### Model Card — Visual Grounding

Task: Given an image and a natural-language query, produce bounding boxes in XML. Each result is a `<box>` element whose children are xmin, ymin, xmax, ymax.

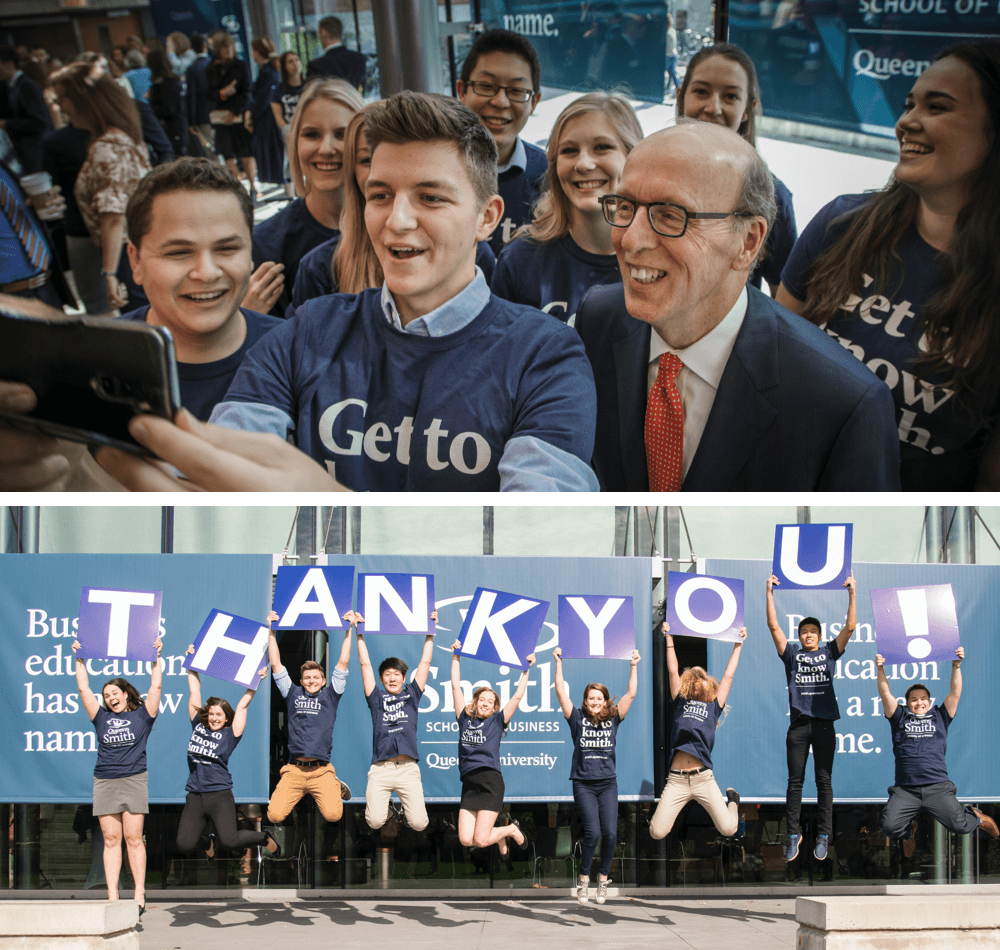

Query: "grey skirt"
<box><xmin>93</xmin><ymin>772</ymin><xmax>149</xmax><ymax>816</ymax></box>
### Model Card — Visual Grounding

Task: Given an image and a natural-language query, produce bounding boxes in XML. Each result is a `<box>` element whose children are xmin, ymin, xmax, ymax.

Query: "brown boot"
<box><xmin>972</xmin><ymin>808</ymin><xmax>999</xmax><ymax>838</ymax></box>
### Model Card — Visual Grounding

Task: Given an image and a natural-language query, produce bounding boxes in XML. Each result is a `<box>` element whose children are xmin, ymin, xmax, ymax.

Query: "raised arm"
<box><xmin>355</xmin><ymin>614</ymin><xmax>376</xmax><ymax>697</ymax></box>
<box><xmin>232</xmin><ymin>665</ymin><xmax>268</xmax><ymax>737</ymax></box>
<box><xmin>503</xmin><ymin>654</ymin><xmax>535</xmax><ymax>723</ymax></box>
<box><xmin>552</xmin><ymin>647</ymin><xmax>574</xmax><ymax>719</ymax></box>
<box><xmin>72</xmin><ymin>639</ymin><xmax>101</xmax><ymax>721</ymax></box>
<box><xmin>664</xmin><ymin>622</ymin><xmax>681</xmax><ymax>700</ymax></box>
<box><xmin>616</xmin><ymin>649</ymin><xmax>641</xmax><ymax>720</ymax></box>
<box><xmin>450</xmin><ymin>641</ymin><xmax>465</xmax><ymax>722</ymax></box>
<box><xmin>267</xmin><ymin>610</ymin><xmax>283</xmax><ymax>675</ymax></box>
<box><xmin>335</xmin><ymin>611</ymin><xmax>355</xmax><ymax>672</ymax></box>
<box><xmin>834</xmin><ymin>571</ymin><xmax>857</xmax><ymax>654</ymax></box>
<box><xmin>714</xmin><ymin>628</ymin><xmax>746</xmax><ymax>708</ymax></box>
<box><xmin>943</xmin><ymin>646</ymin><xmax>964</xmax><ymax>718</ymax></box>
<box><xmin>875</xmin><ymin>654</ymin><xmax>898</xmax><ymax>718</ymax></box>
<box><xmin>186</xmin><ymin>644</ymin><xmax>201</xmax><ymax>720</ymax></box>
<box><xmin>766</xmin><ymin>573</ymin><xmax>787</xmax><ymax>656</ymax></box>
<box><xmin>412</xmin><ymin>610</ymin><xmax>438</xmax><ymax>691</ymax></box>
<box><xmin>144</xmin><ymin>637</ymin><xmax>164</xmax><ymax>718</ymax></box>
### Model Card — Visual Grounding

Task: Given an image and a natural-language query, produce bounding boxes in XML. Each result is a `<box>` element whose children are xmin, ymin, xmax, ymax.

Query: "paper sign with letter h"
<box><xmin>185</xmin><ymin>610</ymin><xmax>270</xmax><ymax>689</ymax></box>
<box><xmin>357</xmin><ymin>573</ymin><xmax>436</xmax><ymax>635</ymax></box>
<box><xmin>558</xmin><ymin>595</ymin><xmax>635</xmax><ymax>659</ymax></box>
<box><xmin>272</xmin><ymin>566</ymin><xmax>355</xmax><ymax>630</ymax></box>
<box><xmin>772</xmin><ymin>524</ymin><xmax>853</xmax><ymax>590</ymax></box>
<box><xmin>870</xmin><ymin>583</ymin><xmax>961</xmax><ymax>665</ymax></box>
<box><xmin>76</xmin><ymin>587</ymin><xmax>163</xmax><ymax>661</ymax></box>
<box><xmin>457</xmin><ymin>587</ymin><xmax>548</xmax><ymax>671</ymax></box>
<box><xmin>665</xmin><ymin>572</ymin><xmax>744</xmax><ymax>643</ymax></box>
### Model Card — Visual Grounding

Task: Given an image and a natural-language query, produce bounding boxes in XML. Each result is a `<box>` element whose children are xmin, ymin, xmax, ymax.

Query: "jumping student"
<box><xmin>266</xmin><ymin>609</ymin><xmax>353</xmax><ymax>827</ymax></box>
<box><xmin>766</xmin><ymin>570</ymin><xmax>857</xmax><ymax>862</ymax></box>
<box><xmin>876</xmin><ymin>648</ymin><xmax>999</xmax><ymax>842</ymax></box>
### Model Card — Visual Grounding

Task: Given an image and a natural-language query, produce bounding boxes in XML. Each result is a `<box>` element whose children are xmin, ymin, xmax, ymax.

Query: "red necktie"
<box><xmin>645</xmin><ymin>352</ymin><xmax>685</xmax><ymax>492</ymax></box>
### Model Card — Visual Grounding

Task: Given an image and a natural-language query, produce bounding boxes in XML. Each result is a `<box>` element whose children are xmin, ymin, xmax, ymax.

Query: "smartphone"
<box><xmin>0</xmin><ymin>304</ymin><xmax>182</xmax><ymax>456</ymax></box>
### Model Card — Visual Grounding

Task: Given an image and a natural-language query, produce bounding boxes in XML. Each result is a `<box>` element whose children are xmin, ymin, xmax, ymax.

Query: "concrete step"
<box><xmin>0</xmin><ymin>900</ymin><xmax>139</xmax><ymax>950</ymax></box>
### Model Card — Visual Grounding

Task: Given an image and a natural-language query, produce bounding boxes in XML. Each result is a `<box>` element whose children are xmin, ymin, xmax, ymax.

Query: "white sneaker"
<box><xmin>596</xmin><ymin>879</ymin><xmax>609</xmax><ymax>904</ymax></box>
<box><xmin>577</xmin><ymin>876</ymin><xmax>589</xmax><ymax>904</ymax></box>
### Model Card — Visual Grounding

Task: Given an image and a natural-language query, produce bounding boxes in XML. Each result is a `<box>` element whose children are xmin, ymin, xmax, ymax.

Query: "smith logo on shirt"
<box><xmin>905</xmin><ymin>718</ymin><xmax>937</xmax><ymax>737</ymax></box>
<box><xmin>103</xmin><ymin>725</ymin><xmax>135</xmax><ymax>744</ymax></box>
<box><xmin>579</xmin><ymin>719</ymin><xmax>613</xmax><ymax>749</ymax></box>
<box><xmin>188</xmin><ymin>729</ymin><xmax>223</xmax><ymax>757</ymax></box>
<box><xmin>295</xmin><ymin>695</ymin><xmax>322</xmax><ymax>715</ymax></box>
<box><xmin>461</xmin><ymin>726</ymin><xmax>488</xmax><ymax>745</ymax></box>
<box><xmin>382</xmin><ymin>697</ymin><xmax>409</xmax><ymax>723</ymax></box>
<box><xmin>681</xmin><ymin>701</ymin><xmax>710</xmax><ymax>722</ymax></box>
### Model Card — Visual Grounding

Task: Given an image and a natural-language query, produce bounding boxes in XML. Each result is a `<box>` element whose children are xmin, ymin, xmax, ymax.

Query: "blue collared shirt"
<box><xmin>379</xmin><ymin>268</ymin><xmax>490</xmax><ymax>336</ymax></box>
<box><xmin>497</xmin><ymin>136</ymin><xmax>527</xmax><ymax>176</ymax></box>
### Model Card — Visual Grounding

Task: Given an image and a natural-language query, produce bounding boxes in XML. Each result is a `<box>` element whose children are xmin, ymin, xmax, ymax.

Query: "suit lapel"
<box><xmin>612</xmin><ymin>316</ymin><xmax>651</xmax><ymax>491</ymax></box>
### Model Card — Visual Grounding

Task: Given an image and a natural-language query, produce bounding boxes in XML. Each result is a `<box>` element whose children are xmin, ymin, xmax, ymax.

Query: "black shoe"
<box><xmin>726</xmin><ymin>788</ymin><xmax>740</xmax><ymax>806</ymax></box>
<box><xmin>205</xmin><ymin>833</ymin><xmax>216</xmax><ymax>861</ymax></box>
<box><xmin>340</xmin><ymin>781</ymin><xmax>352</xmax><ymax>801</ymax></box>
<box><xmin>263</xmin><ymin>829</ymin><xmax>282</xmax><ymax>859</ymax></box>
<box><xmin>137</xmin><ymin>903</ymin><xmax>145</xmax><ymax>918</ymax></box>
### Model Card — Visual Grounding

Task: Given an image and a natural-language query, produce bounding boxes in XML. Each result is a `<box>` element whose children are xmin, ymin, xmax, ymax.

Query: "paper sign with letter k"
<box><xmin>458</xmin><ymin>587</ymin><xmax>548</xmax><ymax>671</ymax></box>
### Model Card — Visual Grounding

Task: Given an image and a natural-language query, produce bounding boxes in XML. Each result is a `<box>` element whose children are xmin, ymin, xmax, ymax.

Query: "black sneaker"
<box><xmin>726</xmin><ymin>788</ymin><xmax>740</xmax><ymax>806</ymax></box>
<box><xmin>263</xmin><ymin>829</ymin><xmax>282</xmax><ymax>859</ymax></box>
<box><xmin>340</xmin><ymin>781</ymin><xmax>352</xmax><ymax>801</ymax></box>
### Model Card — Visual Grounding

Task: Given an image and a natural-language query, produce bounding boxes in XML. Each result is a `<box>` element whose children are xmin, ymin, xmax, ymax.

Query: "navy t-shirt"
<box><xmin>93</xmin><ymin>705</ymin><xmax>155</xmax><ymax>779</ymax></box>
<box><xmin>568</xmin><ymin>707</ymin><xmax>620</xmax><ymax>782</ymax></box>
<box><xmin>491</xmin><ymin>140</ymin><xmax>548</xmax><ymax>257</ymax></box>
<box><xmin>368</xmin><ymin>681</ymin><xmax>423</xmax><ymax>764</ymax></box>
<box><xmin>458</xmin><ymin>709</ymin><xmax>505</xmax><ymax>777</ymax></box>
<box><xmin>185</xmin><ymin>717</ymin><xmax>242</xmax><ymax>793</ymax></box>
<box><xmin>750</xmin><ymin>175</ymin><xmax>796</xmax><ymax>291</ymax></box>
<box><xmin>120</xmin><ymin>306</ymin><xmax>281</xmax><ymax>421</ymax></box>
<box><xmin>781</xmin><ymin>640</ymin><xmax>844</xmax><ymax>722</ymax></box>
<box><xmin>270</xmin><ymin>84</ymin><xmax>303</xmax><ymax>125</ymax></box>
<box><xmin>669</xmin><ymin>696</ymin><xmax>722</xmax><ymax>770</ymax></box>
<box><xmin>491</xmin><ymin>233</ymin><xmax>621</xmax><ymax>324</ymax></box>
<box><xmin>889</xmin><ymin>703</ymin><xmax>952</xmax><ymax>786</ymax></box>
<box><xmin>285</xmin><ymin>683</ymin><xmax>344</xmax><ymax>760</ymax></box>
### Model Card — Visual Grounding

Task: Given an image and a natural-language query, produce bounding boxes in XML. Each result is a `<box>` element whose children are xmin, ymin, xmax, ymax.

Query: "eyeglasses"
<box><xmin>465</xmin><ymin>80</ymin><xmax>535</xmax><ymax>103</ymax></box>
<box><xmin>600</xmin><ymin>194</ymin><xmax>751</xmax><ymax>238</ymax></box>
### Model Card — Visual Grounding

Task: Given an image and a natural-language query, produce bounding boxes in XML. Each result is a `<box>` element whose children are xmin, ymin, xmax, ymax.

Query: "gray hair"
<box><xmin>125</xmin><ymin>50</ymin><xmax>146</xmax><ymax>69</ymax></box>
<box><xmin>734</xmin><ymin>146</ymin><xmax>776</xmax><ymax>265</ymax></box>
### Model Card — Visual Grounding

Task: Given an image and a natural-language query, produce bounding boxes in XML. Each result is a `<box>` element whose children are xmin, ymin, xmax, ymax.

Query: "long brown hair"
<box><xmin>800</xmin><ymin>40</ymin><xmax>1000</xmax><ymax>420</ymax></box>
<box><xmin>581</xmin><ymin>682</ymin><xmax>618</xmax><ymax>724</ymax></box>
<box><xmin>195</xmin><ymin>697</ymin><xmax>235</xmax><ymax>729</ymax></box>
<box><xmin>676</xmin><ymin>44</ymin><xmax>761</xmax><ymax>147</ymax></box>
<box><xmin>251</xmin><ymin>36</ymin><xmax>280</xmax><ymax>71</ymax></box>
<box><xmin>101</xmin><ymin>678</ymin><xmax>143</xmax><ymax>712</ymax></box>
<box><xmin>51</xmin><ymin>61</ymin><xmax>143</xmax><ymax>145</ymax></box>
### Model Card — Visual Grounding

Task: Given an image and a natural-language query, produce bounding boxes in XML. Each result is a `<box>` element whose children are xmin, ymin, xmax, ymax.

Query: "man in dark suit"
<box><xmin>0</xmin><ymin>45</ymin><xmax>52</xmax><ymax>174</ymax></box>
<box><xmin>185</xmin><ymin>33</ymin><xmax>214</xmax><ymax>157</ymax></box>
<box><xmin>306</xmin><ymin>16</ymin><xmax>366</xmax><ymax>91</ymax></box>
<box><xmin>576</xmin><ymin>122</ymin><xmax>901</xmax><ymax>491</ymax></box>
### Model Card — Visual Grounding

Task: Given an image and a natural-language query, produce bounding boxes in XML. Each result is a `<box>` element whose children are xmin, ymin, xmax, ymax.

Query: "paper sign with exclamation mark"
<box><xmin>870</xmin><ymin>583</ymin><xmax>962</xmax><ymax>665</ymax></box>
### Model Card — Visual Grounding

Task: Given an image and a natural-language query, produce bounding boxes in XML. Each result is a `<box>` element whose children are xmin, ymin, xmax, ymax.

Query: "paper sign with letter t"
<box><xmin>457</xmin><ymin>587</ymin><xmax>549</xmax><ymax>670</ymax></box>
<box><xmin>184</xmin><ymin>610</ymin><xmax>270</xmax><ymax>689</ymax></box>
<box><xmin>76</xmin><ymin>587</ymin><xmax>162</xmax><ymax>661</ymax></box>
<box><xmin>772</xmin><ymin>523</ymin><xmax>853</xmax><ymax>590</ymax></box>
<box><xmin>357</xmin><ymin>573</ymin><xmax>436</xmax><ymax>635</ymax></box>
<box><xmin>870</xmin><ymin>584</ymin><xmax>961</xmax><ymax>665</ymax></box>
<box><xmin>665</xmin><ymin>572</ymin><xmax>744</xmax><ymax>643</ymax></box>
<box><xmin>272</xmin><ymin>566</ymin><xmax>355</xmax><ymax>630</ymax></box>
<box><xmin>558</xmin><ymin>595</ymin><xmax>635</xmax><ymax>659</ymax></box>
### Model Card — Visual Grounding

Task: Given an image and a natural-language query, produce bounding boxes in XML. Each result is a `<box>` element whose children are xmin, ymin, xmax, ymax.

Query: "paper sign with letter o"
<box><xmin>457</xmin><ymin>587</ymin><xmax>549</xmax><ymax>671</ymax></box>
<box><xmin>771</xmin><ymin>524</ymin><xmax>853</xmax><ymax>590</ymax></box>
<box><xmin>357</xmin><ymin>573</ymin><xmax>436</xmax><ymax>636</ymax></box>
<box><xmin>272</xmin><ymin>566</ymin><xmax>355</xmax><ymax>630</ymax></box>
<box><xmin>870</xmin><ymin>584</ymin><xmax>961</xmax><ymax>665</ymax></box>
<box><xmin>665</xmin><ymin>572</ymin><xmax>744</xmax><ymax>642</ymax></box>
<box><xmin>558</xmin><ymin>595</ymin><xmax>635</xmax><ymax>659</ymax></box>
<box><xmin>76</xmin><ymin>587</ymin><xmax>162</xmax><ymax>661</ymax></box>
<box><xmin>184</xmin><ymin>610</ymin><xmax>270</xmax><ymax>689</ymax></box>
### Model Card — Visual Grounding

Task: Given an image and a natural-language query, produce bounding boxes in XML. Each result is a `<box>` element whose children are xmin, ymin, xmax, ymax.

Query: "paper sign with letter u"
<box><xmin>772</xmin><ymin>524</ymin><xmax>853</xmax><ymax>590</ymax></box>
<box><xmin>76</xmin><ymin>587</ymin><xmax>162</xmax><ymax>661</ymax></box>
<box><xmin>184</xmin><ymin>610</ymin><xmax>270</xmax><ymax>689</ymax></box>
<box><xmin>457</xmin><ymin>587</ymin><xmax>549</xmax><ymax>670</ymax></box>
<box><xmin>870</xmin><ymin>583</ymin><xmax>961</xmax><ymax>665</ymax></box>
<box><xmin>357</xmin><ymin>573</ymin><xmax>436</xmax><ymax>635</ymax></box>
<box><xmin>558</xmin><ymin>595</ymin><xmax>635</xmax><ymax>659</ymax></box>
<box><xmin>665</xmin><ymin>572</ymin><xmax>744</xmax><ymax>642</ymax></box>
<box><xmin>272</xmin><ymin>566</ymin><xmax>355</xmax><ymax>630</ymax></box>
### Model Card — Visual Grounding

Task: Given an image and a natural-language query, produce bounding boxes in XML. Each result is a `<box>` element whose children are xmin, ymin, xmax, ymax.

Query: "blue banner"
<box><xmin>149</xmin><ymin>0</ymin><xmax>252</xmax><ymax>64</ymax></box>
<box><xmin>0</xmin><ymin>554</ymin><xmax>271</xmax><ymax>804</ymax></box>
<box><xmin>705</xmin><ymin>559</ymin><xmax>1000</xmax><ymax>802</ymax></box>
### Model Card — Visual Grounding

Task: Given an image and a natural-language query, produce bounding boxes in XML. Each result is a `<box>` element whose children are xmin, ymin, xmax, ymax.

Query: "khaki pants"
<box><xmin>365</xmin><ymin>759</ymin><xmax>428</xmax><ymax>832</ymax></box>
<box><xmin>649</xmin><ymin>769</ymin><xmax>739</xmax><ymax>839</ymax></box>
<box><xmin>267</xmin><ymin>762</ymin><xmax>343</xmax><ymax>823</ymax></box>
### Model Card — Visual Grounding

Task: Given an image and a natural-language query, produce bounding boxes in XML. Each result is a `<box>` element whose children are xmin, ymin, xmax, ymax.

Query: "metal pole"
<box><xmin>370</xmin><ymin>0</ymin><xmax>404</xmax><ymax>96</ymax></box>
<box><xmin>483</xmin><ymin>507</ymin><xmax>494</xmax><ymax>555</ymax></box>
<box><xmin>796</xmin><ymin>507</ymin><xmax>810</xmax><ymax>525</ymax></box>
<box><xmin>161</xmin><ymin>507</ymin><xmax>174</xmax><ymax>554</ymax></box>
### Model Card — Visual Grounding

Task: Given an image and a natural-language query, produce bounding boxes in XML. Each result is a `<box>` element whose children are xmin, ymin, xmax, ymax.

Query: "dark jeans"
<box><xmin>176</xmin><ymin>788</ymin><xmax>267</xmax><ymax>852</ymax></box>
<box><xmin>573</xmin><ymin>778</ymin><xmax>618</xmax><ymax>877</ymax></box>
<box><xmin>880</xmin><ymin>781</ymin><xmax>981</xmax><ymax>838</ymax></box>
<box><xmin>786</xmin><ymin>716</ymin><xmax>836</xmax><ymax>837</ymax></box>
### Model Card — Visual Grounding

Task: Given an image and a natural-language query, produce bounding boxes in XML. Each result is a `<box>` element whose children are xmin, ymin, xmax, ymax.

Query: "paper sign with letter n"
<box><xmin>558</xmin><ymin>595</ymin><xmax>635</xmax><ymax>659</ymax></box>
<box><xmin>184</xmin><ymin>610</ymin><xmax>270</xmax><ymax>689</ymax></box>
<box><xmin>772</xmin><ymin>523</ymin><xmax>853</xmax><ymax>590</ymax></box>
<box><xmin>76</xmin><ymin>587</ymin><xmax>162</xmax><ymax>661</ymax></box>
<box><xmin>870</xmin><ymin>584</ymin><xmax>961</xmax><ymax>665</ymax></box>
<box><xmin>665</xmin><ymin>572</ymin><xmax>744</xmax><ymax>642</ymax></box>
<box><xmin>272</xmin><ymin>566</ymin><xmax>355</xmax><ymax>630</ymax></box>
<box><xmin>358</xmin><ymin>573</ymin><xmax>436</xmax><ymax>636</ymax></box>
<box><xmin>458</xmin><ymin>587</ymin><xmax>549</xmax><ymax>671</ymax></box>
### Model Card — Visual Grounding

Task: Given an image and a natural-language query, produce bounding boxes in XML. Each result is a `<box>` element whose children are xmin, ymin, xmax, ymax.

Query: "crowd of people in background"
<box><xmin>0</xmin><ymin>26</ymin><xmax>998</xmax><ymax>493</ymax></box>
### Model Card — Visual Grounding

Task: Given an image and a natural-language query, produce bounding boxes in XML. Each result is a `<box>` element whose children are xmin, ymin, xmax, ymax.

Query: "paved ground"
<box><xmin>137</xmin><ymin>897</ymin><xmax>798</xmax><ymax>950</ymax></box>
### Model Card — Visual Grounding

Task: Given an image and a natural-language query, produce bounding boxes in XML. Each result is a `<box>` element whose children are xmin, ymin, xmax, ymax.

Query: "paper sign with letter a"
<box><xmin>184</xmin><ymin>610</ymin><xmax>270</xmax><ymax>689</ymax></box>
<box><xmin>870</xmin><ymin>584</ymin><xmax>961</xmax><ymax>665</ymax></box>
<box><xmin>771</xmin><ymin>524</ymin><xmax>853</xmax><ymax>590</ymax></box>
<box><xmin>357</xmin><ymin>573</ymin><xmax>436</xmax><ymax>636</ymax></box>
<box><xmin>665</xmin><ymin>572</ymin><xmax>744</xmax><ymax>643</ymax></box>
<box><xmin>558</xmin><ymin>595</ymin><xmax>635</xmax><ymax>659</ymax></box>
<box><xmin>76</xmin><ymin>587</ymin><xmax>162</xmax><ymax>661</ymax></box>
<box><xmin>272</xmin><ymin>566</ymin><xmax>355</xmax><ymax>630</ymax></box>
<box><xmin>458</xmin><ymin>587</ymin><xmax>549</xmax><ymax>671</ymax></box>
